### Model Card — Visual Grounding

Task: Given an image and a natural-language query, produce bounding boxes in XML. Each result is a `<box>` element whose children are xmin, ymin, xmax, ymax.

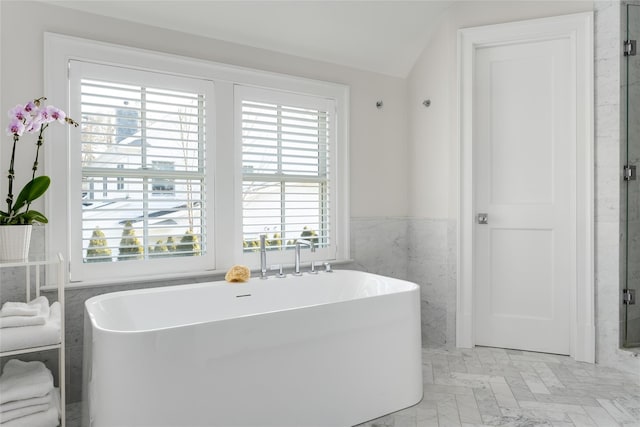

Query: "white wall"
<box><xmin>0</xmin><ymin>1</ymin><xmax>409</xmax><ymax>220</ymax></box>
<box><xmin>408</xmin><ymin>0</ymin><xmax>595</xmax><ymax>220</ymax></box>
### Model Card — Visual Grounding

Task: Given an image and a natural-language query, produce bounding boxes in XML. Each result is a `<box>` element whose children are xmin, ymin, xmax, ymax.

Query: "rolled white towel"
<box><xmin>0</xmin><ymin>391</ymin><xmax>51</xmax><ymax>413</ymax></box>
<box><xmin>1</xmin><ymin>388</ymin><xmax>59</xmax><ymax>427</ymax></box>
<box><xmin>0</xmin><ymin>297</ymin><xmax>49</xmax><ymax>317</ymax></box>
<box><xmin>0</xmin><ymin>360</ymin><xmax>53</xmax><ymax>405</ymax></box>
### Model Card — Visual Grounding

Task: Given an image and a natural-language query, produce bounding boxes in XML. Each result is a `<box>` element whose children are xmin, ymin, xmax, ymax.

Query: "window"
<box><xmin>65</xmin><ymin>59</ymin><xmax>215</xmax><ymax>281</ymax></box>
<box><xmin>238</xmin><ymin>87</ymin><xmax>334</xmax><ymax>261</ymax></box>
<box><xmin>46</xmin><ymin>33</ymin><xmax>348</xmax><ymax>285</ymax></box>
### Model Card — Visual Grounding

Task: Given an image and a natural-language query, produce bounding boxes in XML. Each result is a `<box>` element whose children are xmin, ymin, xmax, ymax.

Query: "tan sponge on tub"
<box><xmin>225</xmin><ymin>265</ymin><xmax>251</xmax><ymax>283</ymax></box>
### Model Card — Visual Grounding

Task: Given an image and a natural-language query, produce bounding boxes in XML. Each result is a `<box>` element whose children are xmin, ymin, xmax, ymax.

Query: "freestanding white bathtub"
<box><xmin>82</xmin><ymin>269</ymin><xmax>423</xmax><ymax>427</ymax></box>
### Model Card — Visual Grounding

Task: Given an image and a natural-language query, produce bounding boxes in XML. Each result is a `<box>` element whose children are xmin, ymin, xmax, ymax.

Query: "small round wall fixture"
<box><xmin>423</xmin><ymin>99</ymin><xmax>431</xmax><ymax>108</ymax></box>
<box><xmin>376</xmin><ymin>100</ymin><xmax>383</xmax><ymax>109</ymax></box>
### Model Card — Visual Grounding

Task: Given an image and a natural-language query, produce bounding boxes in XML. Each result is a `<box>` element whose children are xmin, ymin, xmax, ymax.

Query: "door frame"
<box><xmin>456</xmin><ymin>12</ymin><xmax>595</xmax><ymax>362</ymax></box>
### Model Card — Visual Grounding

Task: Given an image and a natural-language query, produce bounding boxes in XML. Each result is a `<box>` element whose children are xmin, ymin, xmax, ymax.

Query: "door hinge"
<box><xmin>624</xmin><ymin>289</ymin><xmax>636</xmax><ymax>305</ymax></box>
<box><xmin>624</xmin><ymin>165</ymin><xmax>636</xmax><ymax>181</ymax></box>
<box><xmin>625</xmin><ymin>40</ymin><xmax>637</xmax><ymax>56</ymax></box>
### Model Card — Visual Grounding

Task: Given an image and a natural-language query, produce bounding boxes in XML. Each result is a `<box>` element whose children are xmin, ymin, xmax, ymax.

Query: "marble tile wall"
<box><xmin>595</xmin><ymin>0</ymin><xmax>624</xmax><ymax>367</ymax></box>
<box><xmin>595</xmin><ymin>0</ymin><xmax>640</xmax><ymax>372</ymax></box>
<box><xmin>351</xmin><ymin>217</ymin><xmax>457</xmax><ymax>349</ymax></box>
<box><xmin>349</xmin><ymin>217</ymin><xmax>410</xmax><ymax>280</ymax></box>
<box><xmin>406</xmin><ymin>218</ymin><xmax>456</xmax><ymax>348</ymax></box>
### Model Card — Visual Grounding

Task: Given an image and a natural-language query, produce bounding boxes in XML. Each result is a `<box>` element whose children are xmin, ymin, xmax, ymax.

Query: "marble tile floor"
<box><xmin>357</xmin><ymin>347</ymin><xmax>640</xmax><ymax>427</ymax></box>
<box><xmin>64</xmin><ymin>347</ymin><xmax>640</xmax><ymax>427</ymax></box>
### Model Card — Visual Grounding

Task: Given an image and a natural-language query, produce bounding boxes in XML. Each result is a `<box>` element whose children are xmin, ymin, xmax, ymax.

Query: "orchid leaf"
<box><xmin>12</xmin><ymin>176</ymin><xmax>50</xmax><ymax>212</ymax></box>
<box><xmin>21</xmin><ymin>210</ymin><xmax>48</xmax><ymax>224</ymax></box>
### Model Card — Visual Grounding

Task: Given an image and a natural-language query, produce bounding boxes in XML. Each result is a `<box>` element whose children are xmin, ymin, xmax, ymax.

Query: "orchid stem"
<box><xmin>31</xmin><ymin>124</ymin><xmax>46</xmax><ymax>180</ymax></box>
<box><xmin>25</xmin><ymin>124</ymin><xmax>46</xmax><ymax>212</ymax></box>
<box><xmin>6</xmin><ymin>134</ymin><xmax>18</xmax><ymax>215</ymax></box>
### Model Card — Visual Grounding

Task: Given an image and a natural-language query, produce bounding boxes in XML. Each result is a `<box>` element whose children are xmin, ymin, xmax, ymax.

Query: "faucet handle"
<box><xmin>309</xmin><ymin>261</ymin><xmax>319</xmax><ymax>275</ymax></box>
<box><xmin>323</xmin><ymin>262</ymin><xmax>333</xmax><ymax>273</ymax></box>
<box><xmin>271</xmin><ymin>264</ymin><xmax>286</xmax><ymax>278</ymax></box>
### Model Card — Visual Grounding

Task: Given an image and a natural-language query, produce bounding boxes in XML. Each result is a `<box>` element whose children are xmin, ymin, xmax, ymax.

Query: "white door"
<box><xmin>473</xmin><ymin>37</ymin><xmax>574</xmax><ymax>355</ymax></box>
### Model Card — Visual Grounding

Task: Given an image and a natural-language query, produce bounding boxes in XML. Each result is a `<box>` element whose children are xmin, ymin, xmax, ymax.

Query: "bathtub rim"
<box><xmin>85</xmin><ymin>269</ymin><xmax>419</xmax><ymax>335</ymax></box>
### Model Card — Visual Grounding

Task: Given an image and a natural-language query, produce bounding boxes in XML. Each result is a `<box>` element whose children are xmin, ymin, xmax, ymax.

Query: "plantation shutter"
<box><xmin>79</xmin><ymin>77</ymin><xmax>207</xmax><ymax>262</ymax></box>
<box><xmin>239</xmin><ymin>88</ymin><xmax>332</xmax><ymax>252</ymax></box>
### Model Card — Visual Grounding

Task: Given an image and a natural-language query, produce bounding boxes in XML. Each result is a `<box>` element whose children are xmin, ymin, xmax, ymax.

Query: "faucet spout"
<box><xmin>294</xmin><ymin>239</ymin><xmax>315</xmax><ymax>276</ymax></box>
<box><xmin>259</xmin><ymin>234</ymin><xmax>267</xmax><ymax>279</ymax></box>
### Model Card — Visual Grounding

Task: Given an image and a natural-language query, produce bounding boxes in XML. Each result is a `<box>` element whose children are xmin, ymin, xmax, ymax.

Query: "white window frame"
<box><xmin>67</xmin><ymin>61</ymin><xmax>215</xmax><ymax>283</ymax></box>
<box><xmin>236</xmin><ymin>85</ymin><xmax>338</xmax><ymax>267</ymax></box>
<box><xmin>45</xmin><ymin>33</ymin><xmax>350</xmax><ymax>286</ymax></box>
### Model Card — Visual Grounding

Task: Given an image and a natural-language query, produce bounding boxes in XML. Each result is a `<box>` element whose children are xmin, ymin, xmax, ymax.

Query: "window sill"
<box><xmin>41</xmin><ymin>259</ymin><xmax>355</xmax><ymax>291</ymax></box>
<box><xmin>44</xmin><ymin>268</ymin><xmax>226</xmax><ymax>291</ymax></box>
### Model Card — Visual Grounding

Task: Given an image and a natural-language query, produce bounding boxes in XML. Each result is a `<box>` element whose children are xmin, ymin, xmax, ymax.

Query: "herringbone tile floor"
<box><xmin>67</xmin><ymin>347</ymin><xmax>640</xmax><ymax>426</ymax></box>
<box><xmin>358</xmin><ymin>347</ymin><xmax>640</xmax><ymax>427</ymax></box>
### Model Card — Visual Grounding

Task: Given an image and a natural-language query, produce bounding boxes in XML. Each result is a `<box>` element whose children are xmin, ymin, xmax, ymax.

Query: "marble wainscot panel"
<box><xmin>349</xmin><ymin>217</ymin><xmax>410</xmax><ymax>280</ymax></box>
<box><xmin>351</xmin><ymin>217</ymin><xmax>455</xmax><ymax>348</ymax></box>
<box><xmin>407</xmin><ymin>218</ymin><xmax>454</xmax><ymax>348</ymax></box>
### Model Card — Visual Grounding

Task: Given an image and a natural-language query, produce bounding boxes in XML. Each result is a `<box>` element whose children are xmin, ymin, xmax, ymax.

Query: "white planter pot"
<box><xmin>0</xmin><ymin>225</ymin><xmax>33</xmax><ymax>261</ymax></box>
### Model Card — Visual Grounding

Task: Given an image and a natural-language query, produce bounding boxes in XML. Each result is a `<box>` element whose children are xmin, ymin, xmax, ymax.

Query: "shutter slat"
<box><xmin>82</xmin><ymin>133</ymin><xmax>202</xmax><ymax>146</ymax></box>
<box><xmin>242</xmin><ymin>143</ymin><xmax>328</xmax><ymax>153</ymax></box>
<box><xmin>241</xmin><ymin>118</ymin><xmax>330</xmax><ymax>132</ymax></box>
<box><xmin>240</xmin><ymin>134</ymin><xmax>328</xmax><ymax>146</ymax></box>
<box><xmin>81</xmin><ymin>102</ymin><xmax>201</xmax><ymax>119</ymax></box>
<box><xmin>242</xmin><ymin>127</ymin><xmax>328</xmax><ymax>140</ymax></box>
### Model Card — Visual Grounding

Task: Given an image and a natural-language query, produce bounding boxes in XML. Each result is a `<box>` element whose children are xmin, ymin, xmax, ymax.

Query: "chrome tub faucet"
<box><xmin>294</xmin><ymin>239</ymin><xmax>315</xmax><ymax>276</ymax></box>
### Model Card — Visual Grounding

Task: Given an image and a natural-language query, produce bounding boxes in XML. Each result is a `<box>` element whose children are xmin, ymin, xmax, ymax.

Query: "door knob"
<box><xmin>477</xmin><ymin>213</ymin><xmax>489</xmax><ymax>224</ymax></box>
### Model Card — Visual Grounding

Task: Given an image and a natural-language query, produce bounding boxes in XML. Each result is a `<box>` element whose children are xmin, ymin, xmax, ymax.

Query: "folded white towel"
<box><xmin>0</xmin><ymin>302</ymin><xmax>61</xmax><ymax>353</ymax></box>
<box><xmin>0</xmin><ymin>297</ymin><xmax>49</xmax><ymax>318</ymax></box>
<box><xmin>0</xmin><ymin>304</ymin><xmax>38</xmax><ymax>318</ymax></box>
<box><xmin>0</xmin><ymin>314</ymin><xmax>46</xmax><ymax>328</ymax></box>
<box><xmin>0</xmin><ymin>360</ymin><xmax>53</xmax><ymax>405</ymax></box>
<box><xmin>0</xmin><ymin>391</ymin><xmax>51</xmax><ymax>413</ymax></box>
<box><xmin>1</xmin><ymin>388</ymin><xmax>59</xmax><ymax>427</ymax></box>
<box><xmin>0</xmin><ymin>297</ymin><xmax>50</xmax><ymax>329</ymax></box>
<box><xmin>0</xmin><ymin>400</ymin><xmax>49</xmax><ymax>423</ymax></box>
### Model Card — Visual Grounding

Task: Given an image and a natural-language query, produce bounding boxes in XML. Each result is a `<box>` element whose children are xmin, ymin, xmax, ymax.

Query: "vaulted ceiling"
<box><xmin>39</xmin><ymin>0</ymin><xmax>454</xmax><ymax>77</ymax></box>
